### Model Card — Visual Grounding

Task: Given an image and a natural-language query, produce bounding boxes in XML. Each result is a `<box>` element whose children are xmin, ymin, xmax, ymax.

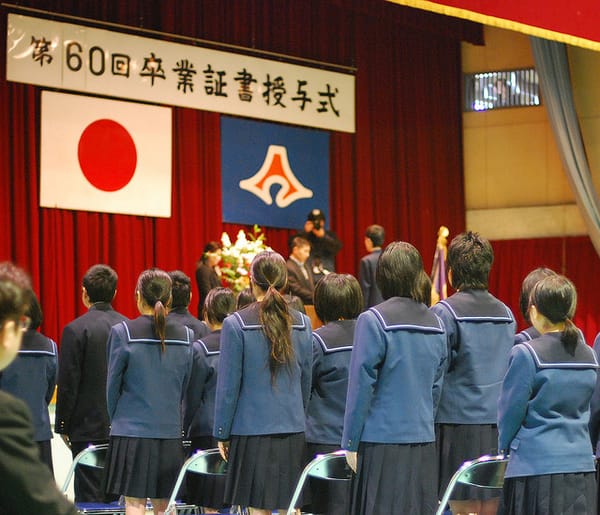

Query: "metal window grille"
<box><xmin>464</xmin><ymin>68</ymin><xmax>541</xmax><ymax>112</ymax></box>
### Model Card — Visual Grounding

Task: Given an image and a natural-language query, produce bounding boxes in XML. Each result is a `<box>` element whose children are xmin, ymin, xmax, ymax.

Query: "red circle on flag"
<box><xmin>77</xmin><ymin>119</ymin><xmax>137</xmax><ymax>192</ymax></box>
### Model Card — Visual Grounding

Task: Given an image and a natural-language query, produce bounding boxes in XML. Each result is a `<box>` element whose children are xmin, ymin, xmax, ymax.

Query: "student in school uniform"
<box><xmin>214</xmin><ymin>251</ymin><xmax>312</xmax><ymax>515</ymax></box>
<box><xmin>168</xmin><ymin>270</ymin><xmax>210</xmax><ymax>339</ymax></box>
<box><xmin>103</xmin><ymin>269</ymin><xmax>194</xmax><ymax>515</ymax></box>
<box><xmin>0</xmin><ymin>290</ymin><xmax>57</xmax><ymax>474</ymax></box>
<box><xmin>304</xmin><ymin>273</ymin><xmax>363</xmax><ymax>515</ymax></box>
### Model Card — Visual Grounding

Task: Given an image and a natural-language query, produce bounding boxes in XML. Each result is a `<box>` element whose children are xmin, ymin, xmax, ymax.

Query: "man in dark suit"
<box><xmin>168</xmin><ymin>270</ymin><xmax>210</xmax><ymax>339</ymax></box>
<box><xmin>55</xmin><ymin>264</ymin><xmax>127</xmax><ymax>503</ymax></box>
<box><xmin>286</xmin><ymin>236</ymin><xmax>315</xmax><ymax>305</ymax></box>
<box><xmin>0</xmin><ymin>261</ymin><xmax>77</xmax><ymax>515</ymax></box>
<box><xmin>359</xmin><ymin>224</ymin><xmax>385</xmax><ymax>309</ymax></box>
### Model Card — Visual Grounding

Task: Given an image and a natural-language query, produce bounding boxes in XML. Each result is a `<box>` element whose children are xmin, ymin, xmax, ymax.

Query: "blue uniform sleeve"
<box><xmin>342</xmin><ymin>310</ymin><xmax>386</xmax><ymax>451</ymax></box>
<box><xmin>588</xmin><ymin>334</ymin><xmax>600</xmax><ymax>451</ymax></box>
<box><xmin>106</xmin><ymin>323</ymin><xmax>128</xmax><ymax>421</ymax></box>
<box><xmin>45</xmin><ymin>339</ymin><xmax>58</xmax><ymax>405</ymax></box>
<box><xmin>300</xmin><ymin>317</ymin><xmax>313</xmax><ymax>411</ymax></box>
<box><xmin>183</xmin><ymin>341</ymin><xmax>210</xmax><ymax>433</ymax></box>
<box><xmin>431</xmin><ymin>317</ymin><xmax>448</xmax><ymax>415</ymax></box>
<box><xmin>497</xmin><ymin>344</ymin><xmax>535</xmax><ymax>453</ymax></box>
<box><xmin>311</xmin><ymin>335</ymin><xmax>325</xmax><ymax>398</ymax></box>
<box><xmin>213</xmin><ymin>316</ymin><xmax>243</xmax><ymax>440</ymax></box>
<box><xmin>431</xmin><ymin>303</ymin><xmax>457</xmax><ymax>372</ymax></box>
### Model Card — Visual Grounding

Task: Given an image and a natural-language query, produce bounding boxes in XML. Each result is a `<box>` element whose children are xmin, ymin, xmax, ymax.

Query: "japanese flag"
<box><xmin>40</xmin><ymin>91</ymin><xmax>172</xmax><ymax>217</ymax></box>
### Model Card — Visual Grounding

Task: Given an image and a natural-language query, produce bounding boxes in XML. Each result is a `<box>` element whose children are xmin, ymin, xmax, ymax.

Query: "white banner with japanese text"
<box><xmin>6</xmin><ymin>13</ymin><xmax>355</xmax><ymax>133</ymax></box>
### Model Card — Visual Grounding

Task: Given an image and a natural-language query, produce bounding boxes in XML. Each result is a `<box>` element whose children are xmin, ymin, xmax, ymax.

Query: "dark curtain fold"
<box><xmin>2</xmin><ymin>0</ymin><xmax>472</xmax><ymax>341</ymax></box>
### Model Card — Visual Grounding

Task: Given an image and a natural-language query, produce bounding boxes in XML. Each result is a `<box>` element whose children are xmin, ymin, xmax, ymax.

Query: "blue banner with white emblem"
<box><xmin>221</xmin><ymin>116</ymin><xmax>330</xmax><ymax>229</ymax></box>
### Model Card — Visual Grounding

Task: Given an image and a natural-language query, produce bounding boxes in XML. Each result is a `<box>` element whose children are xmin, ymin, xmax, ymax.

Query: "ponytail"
<box><xmin>561</xmin><ymin>318</ymin><xmax>579</xmax><ymax>355</ymax></box>
<box><xmin>154</xmin><ymin>300</ymin><xmax>167</xmax><ymax>353</ymax></box>
<box><xmin>259</xmin><ymin>285</ymin><xmax>293</xmax><ymax>384</ymax></box>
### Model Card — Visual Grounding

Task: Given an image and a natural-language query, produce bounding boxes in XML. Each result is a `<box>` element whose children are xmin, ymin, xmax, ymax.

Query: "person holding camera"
<box><xmin>295</xmin><ymin>209</ymin><xmax>342</xmax><ymax>281</ymax></box>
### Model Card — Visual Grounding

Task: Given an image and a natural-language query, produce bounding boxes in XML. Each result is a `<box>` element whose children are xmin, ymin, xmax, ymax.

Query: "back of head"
<box><xmin>236</xmin><ymin>287</ymin><xmax>256</xmax><ymax>310</ymax></box>
<box><xmin>376</xmin><ymin>241</ymin><xmax>424</xmax><ymax>300</ymax></box>
<box><xmin>168</xmin><ymin>270</ymin><xmax>191</xmax><ymax>309</ymax></box>
<box><xmin>314</xmin><ymin>273</ymin><xmax>363</xmax><ymax>324</ymax></box>
<box><xmin>530</xmin><ymin>274</ymin><xmax>578</xmax><ymax>351</ymax></box>
<box><xmin>0</xmin><ymin>262</ymin><xmax>31</xmax><ymax>328</ymax></box>
<box><xmin>137</xmin><ymin>268</ymin><xmax>172</xmax><ymax>351</ymax></box>
<box><xmin>204</xmin><ymin>287</ymin><xmax>236</xmax><ymax>326</ymax></box>
<box><xmin>447</xmin><ymin>231</ymin><xmax>493</xmax><ymax>290</ymax></box>
<box><xmin>416</xmin><ymin>272</ymin><xmax>433</xmax><ymax>307</ymax></box>
<box><xmin>289</xmin><ymin>236</ymin><xmax>310</xmax><ymax>254</ymax></box>
<box><xmin>83</xmin><ymin>264</ymin><xmax>118</xmax><ymax>303</ymax></box>
<box><xmin>519</xmin><ymin>267</ymin><xmax>557</xmax><ymax>321</ymax></box>
<box><xmin>250</xmin><ymin>251</ymin><xmax>293</xmax><ymax>381</ymax></box>
<box><xmin>25</xmin><ymin>290</ymin><xmax>43</xmax><ymax>330</ymax></box>
<box><xmin>365</xmin><ymin>224</ymin><xmax>385</xmax><ymax>248</ymax></box>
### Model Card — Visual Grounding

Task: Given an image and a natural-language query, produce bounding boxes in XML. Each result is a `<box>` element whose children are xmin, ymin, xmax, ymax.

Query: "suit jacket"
<box><xmin>0</xmin><ymin>390</ymin><xmax>77</xmax><ymax>515</ymax></box>
<box><xmin>286</xmin><ymin>258</ymin><xmax>315</xmax><ymax>305</ymax></box>
<box><xmin>359</xmin><ymin>249</ymin><xmax>383</xmax><ymax>309</ymax></box>
<box><xmin>55</xmin><ymin>302</ymin><xmax>127</xmax><ymax>442</ymax></box>
<box><xmin>195</xmin><ymin>264</ymin><xmax>221</xmax><ymax>318</ymax></box>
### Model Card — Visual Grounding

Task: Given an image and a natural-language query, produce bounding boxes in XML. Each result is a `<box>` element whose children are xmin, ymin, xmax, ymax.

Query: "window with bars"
<box><xmin>464</xmin><ymin>68</ymin><xmax>541</xmax><ymax>112</ymax></box>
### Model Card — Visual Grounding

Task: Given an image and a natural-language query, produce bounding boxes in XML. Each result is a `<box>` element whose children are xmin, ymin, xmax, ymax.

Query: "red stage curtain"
<box><xmin>2</xmin><ymin>1</ymin><xmax>477</xmax><ymax>342</ymax></box>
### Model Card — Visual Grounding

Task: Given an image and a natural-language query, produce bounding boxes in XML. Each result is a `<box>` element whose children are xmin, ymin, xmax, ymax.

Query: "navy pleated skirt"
<box><xmin>223</xmin><ymin>432</ymin><xmax>305</xmax><ymax>510</ymax></box>
<box><xmin>351</xmin><ymin>441</ymin><xmax>438</xmax><ymax>515</ymax></box>
<box><xmin>102</xmin><ymin>436</ymin><xmax>185</xmax><ymax>499</ymax></box>
<box><xmin>501</xmin><ymin>472</ymin><xmax>597</xmax><ymax>514</ymax></box>
<box><xmin>436</xmin><ymin>423</ymin><xmax>500</xmax><ymax>500</ymax></box>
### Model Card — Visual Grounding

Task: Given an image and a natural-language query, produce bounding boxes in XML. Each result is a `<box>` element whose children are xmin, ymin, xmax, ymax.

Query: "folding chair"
<box><xmin>60</xmin><ymin>443</ymin><xmax>125</xmax><ymax>515</ymax></box>
<box><xmin>166</xmin><ymin>448</ymin><xmax>246</xmax><ymax>515</ymax></box>
<box><xmin>286</xmin><ymin>450</ymin><xmax>353</xmax><ymax>515</ymax></box>
<box><xmin>435</xmin><ymin>454</ymin><xmax>508</xmax><ymax>515</ymax></box>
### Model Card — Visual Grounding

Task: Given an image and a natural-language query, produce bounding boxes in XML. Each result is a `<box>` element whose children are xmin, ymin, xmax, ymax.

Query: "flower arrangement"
<box><xmin>220</xmin><ymin>225</ymin><xmax>272</xmax><ymax>293</ymax></box>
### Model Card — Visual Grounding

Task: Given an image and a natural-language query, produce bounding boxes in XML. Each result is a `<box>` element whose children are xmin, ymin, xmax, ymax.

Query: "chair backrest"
<box><xmin>60</xmin><ymin>443</ymin><xmax>109</xmax><ymax>494</ymax></box>
<box><xmin>166</xmin><ymin>448</ymin><xmax>227</xmax><ymax>515</ymax></box>
<box><xmin>435</xmin><ymin>454</ymin><xmax>508</xmax><ymax>515</ymax></box>
<box><xmin>286</xmin><ymin>450</ymin><xmax>352</xmax><ymax>515</ymax></box>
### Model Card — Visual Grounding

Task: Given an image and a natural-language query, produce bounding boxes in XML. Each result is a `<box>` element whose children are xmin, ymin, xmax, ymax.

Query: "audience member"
<box><xmin>168</xmin><ymin>270</ymin><xmax>210</xmax><ymax>339</ymax></box>
<box><xmin>0</xmin><ymin>262</ymin><xmax>77</xmax><ymax>514</ymax></box>
<box><xmin>103</xmin><ymin>269</ymin><xmax>194</xmax><ymax>515</ymax></box>
<box><xmin>499</xmin><ymin>274</ymin><xmax>597</xmax><ymax>514</ymax></box>
<box><xmin>195</xmin><ymin>241</ymin><xmax>222</xmax><ymax>318</ymax></box>
<box><xmin>342</xmin><ymin>242</ymin><xmax>447</xmax><ymax>515</ymax></box>
<box><xmin>284</xmin><ymin>293</ymin><xmax>306</xmax><ymax>314</ymax></box>
<box><xmin>432</xmin><ymin>231</ymin><xmax>515</xmax><ymax>515</ymax></box>
<box><xmin>236</xmin><ymin>287</ymin><xmax>255</xmax><ymax>310</ymax></box>
<box><xmin>0</xmin><ymin>290</ymin><xmax>57</xmax><ymax>475</ymax></box>
<box><xmin>358</xmin><ymin>224</ymin><xmax>384</xmax><ymax>309</ymax></box>
<box><xmin>305</xmin><ymin>274</ymin><xmax>363</xmax><ymax>515</ymax></box>
<box><xmin>184</xmin><ymin>287</ymin><xmax>235</xmax><ymax>512</ymax></box>
<box><xmin>214</xmin><ymin>251</ymin><xmax>312</xmax><ymax>515</ymax></box>
<box><xmin>55</xmin><ymin>264</ymin><xmax>127</xmax><ymax>502</ymax></box>
<box><xmin>514</xmin><ymin>267</ymin><xmax>557</xmax><ymax>344</ymax></box>
<box><xmin>286</xmin><ymin>236</ymin><xmax>315</xmax><ymax>305</ymax></box>
<box><xmin>296</xmin><ymin>209</ymin><xmax>342</xmax><ymax>280</ymax></box>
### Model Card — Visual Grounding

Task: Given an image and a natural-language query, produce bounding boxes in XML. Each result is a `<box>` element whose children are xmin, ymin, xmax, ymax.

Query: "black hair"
<box><xmin>168</xmin><ymin>270</ymin><xmax>192</xmax><ymax>309</ymax></box>
<box><xmin>376</xmin><ymin>241</ymin><xmax>425</xmax><ymax>300</ymax></box>
<box><xmin>530</xmin><ymin>274</ymin><xmax>579</xmax><ymax>353</ymax></box>
<box><xmin>0</xmin><ymin>262</ymin><xmax>30</xmax><ymax>329</ymax></box>
<box><xmin>289</xmin><ymin>236</ymin><xmax>311</xmax><ymax>253</ymax></box>
<box><xmin>415</xmin><ymin>272</ymin><xmax>433</xmax><ymax>307</ymax></box>
<box><xmin>365</xmin><ymin>224</ymin><xmax>385</xmax><ymax>248</ymax></box>
<box><xmin>203</xmin><ymin>287</ymin><xmax>235</xmax><ymax>326</ymax></box>
<box><xmin>136</xmin><ymin>269</ymin><xmax>172</xmax><ymax>352</ymax></box>
<box><xmin>314</xmin><ymin>273</ymin><xmax>363</xmax><ymax>324</ymax></box>
<box><xmin>236</xmin><ymin>287</ymin><xmax>256</xmax><ymax>310</ymax></box>
<box><xmin>199</xmin><ymin>241</ymin><xmax>222</xmax><ymax>265</ymax></box>
<box><xmin>82</xmin><ymin>264</ymin><xmax>118</xmax><ymax>303</ymax></box>
<box><xmin>25</xmin><ymin>290</ymin><xmax>43</xmax><ymax>330</ymax></box>
<box><xmin>284</xmin><ymin>294</ymin><xmax>306</xmax><ymax>314</ymax></box>
<box><xmin>250</xmin><ymin>251</ymin><xmax>293</xmax><ymax>382</ymax></box>
<box><xmin>519</xmin><ymin>267</ymin><xmax>557</xmax><ymax>322</ymax></box>
<box><xmin>447</xmin><ymin>231</ymin><xmax>493</xmax><ymax>290</ymax></box>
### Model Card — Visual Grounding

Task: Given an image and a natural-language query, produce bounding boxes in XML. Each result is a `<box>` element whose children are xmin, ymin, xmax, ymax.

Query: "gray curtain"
<box><xmin>530</xmin><ymin>36</ymin><xmax>600</xmax><ymax>256</ymax></box>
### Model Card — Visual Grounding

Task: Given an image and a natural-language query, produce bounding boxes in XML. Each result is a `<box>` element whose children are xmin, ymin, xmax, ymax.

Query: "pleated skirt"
<box><xmin>351</xmin><ymin>441</ymin><xmax>438</xmax><ymax>515</ymax></box>
<box><xmin>224</xmin><ymin>432</ymin><xmax>305</xmax><ymax>510</ymax></box>
<box><xmin>102</xmin><ymin>436</ymin><xmax>185</xmax><ymax>499</ymax></box>
<box><xmin>304</xmin><ymin>442</ymin><xmax>350</xmax><ymax>515</ymax></box>
<box><xmin>185</xmin><ymin>436</ymin><xmax>228</xmax><ymax>509</ymax></box>
<box><xmin>501</xmin><ymin>472</ymin><xmax>597</xmax><ymax>515</ymax></box>
<box><xmin>436</xmin><ymin>423</ymin><xmax>500</xmax><ymax>500</ymax></box>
